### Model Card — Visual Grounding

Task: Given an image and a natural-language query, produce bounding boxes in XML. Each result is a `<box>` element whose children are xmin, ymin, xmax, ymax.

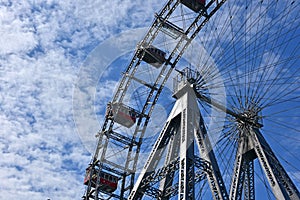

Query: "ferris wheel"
<box><xmin>78</xmin><ymin>0</ymin><xmax>300</xmax><ymax>199</ymax></box>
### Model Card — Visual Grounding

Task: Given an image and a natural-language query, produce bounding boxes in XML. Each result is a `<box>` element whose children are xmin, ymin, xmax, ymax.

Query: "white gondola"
<box><xmin>156</xmin><ymin>15</ymin><xmax>185</xmax><ymax>39</ymax></box>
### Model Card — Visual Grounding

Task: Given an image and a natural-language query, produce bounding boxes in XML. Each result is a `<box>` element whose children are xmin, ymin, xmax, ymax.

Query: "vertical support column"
<box><xmin>159</xmin><ymin>129</ymin><xmax>180</xmax><ymax>199</ymax></box>
<box><xmin>250</xmin><ymin>128</ymin><xmax>300</xmax><ymax>200</ymax></box>
<box><xmin>243</xmin><ymin>160</ymin><xmax>255</xmax><ymax>200</ymax></box>
<box><xmin>195</xmin><ymin>114</ymin><xmax>229</xmax><ymax>200</ymax></box>
<box><xmin>229</xmin><ymin>136</ymin><xmax>246</xmax><ymax>200</ymax></box>
<box><xmin>178</xmin><ymin>108</ymin><xmax>195</xmax><ymax>200</ymax></box>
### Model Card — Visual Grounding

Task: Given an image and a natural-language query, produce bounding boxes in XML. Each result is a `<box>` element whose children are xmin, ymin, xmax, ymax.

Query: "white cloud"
<box><xmin>0</xmin><ymin>0</ymin><xmax>164</xmax><ymax>199</ymax></box>
<box><xmin>0</xmin><ymin>5</ymin><xmax>37</xmax><ymax>55</ymax></box>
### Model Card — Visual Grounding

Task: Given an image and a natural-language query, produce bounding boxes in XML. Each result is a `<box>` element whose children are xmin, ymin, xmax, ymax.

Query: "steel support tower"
<box><xmin>229</xmin><ymin>124</ymin><xmax>300</xmax><ymax>200</ymax></box>
<box><xmin>129</xmin><ymin>68</ymin><xmax>300</xmax><ymax>200</ymax></box>
<box><xmin>128</xmin><ymin>71</ymin><xmax>228</xmax><ymax>200</ymax></box>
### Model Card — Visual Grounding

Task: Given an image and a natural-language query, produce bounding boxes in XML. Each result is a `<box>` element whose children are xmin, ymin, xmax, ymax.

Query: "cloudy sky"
<box><xmin>0</xmin><ymin>0</ymin><xmax>162</xmax><ymax>199</ymax></box>
<box><xmin>1</xmin><ymin>0</ymin><xmax>299</xmax><ymax>199</ymax></box>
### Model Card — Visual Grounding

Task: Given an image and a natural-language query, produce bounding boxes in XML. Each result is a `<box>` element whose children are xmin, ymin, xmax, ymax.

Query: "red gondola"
<box><xmin>111</xmin><ymin>102</ymin><xmax>138</xmax><ymax>128</ymax></box>
<box><xmin>84</xmin><ymin>166</ymin><xmax>118</xmax><ymax>193</ymax></box>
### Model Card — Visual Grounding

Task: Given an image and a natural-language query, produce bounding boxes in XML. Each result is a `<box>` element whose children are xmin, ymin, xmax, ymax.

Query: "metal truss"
<box><xmin>128</xmin><ymin>79</ymin><xmax>228</xmax><ymax>200</ymax></box>
<box><xmin>229</xmin><ymin>124</ymin><xmax>300</xmax><ymax>200</ymax></box>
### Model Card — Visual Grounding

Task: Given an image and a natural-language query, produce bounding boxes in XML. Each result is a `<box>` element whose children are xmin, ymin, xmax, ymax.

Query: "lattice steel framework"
<box><xmin>128</xmin><ymin>76</ymin><xmax>228</xmax><ymax>200</ymax></box>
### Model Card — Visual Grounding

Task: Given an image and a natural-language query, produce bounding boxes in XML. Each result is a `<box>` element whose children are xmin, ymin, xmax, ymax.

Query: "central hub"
<box><xmin>237</xmin><ymin>109</ymin><xmax>263</xmax><ymax>129</ymax></box>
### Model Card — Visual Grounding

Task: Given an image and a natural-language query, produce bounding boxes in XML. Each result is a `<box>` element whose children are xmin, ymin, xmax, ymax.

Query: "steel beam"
<box><xmin>195</xmin><ymin>111</ymin><xmax>229</xmax><ymax>200</ymax></box>
<box><xmin>250</xmin><ymin>128</ymin><xmax>300</xmax><ymax>200</ymax></box>
<box><xmin>243</xmin><ymin>160</ymin><xmax>255</xmax><ymax>200</ymax></box>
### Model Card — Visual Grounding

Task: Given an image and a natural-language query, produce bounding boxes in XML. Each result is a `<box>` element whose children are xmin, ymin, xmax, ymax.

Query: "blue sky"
<box><xmin>0</xmin><ymin>0</ymin><xmax>299</xmax><ymax>199</ymax></box>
